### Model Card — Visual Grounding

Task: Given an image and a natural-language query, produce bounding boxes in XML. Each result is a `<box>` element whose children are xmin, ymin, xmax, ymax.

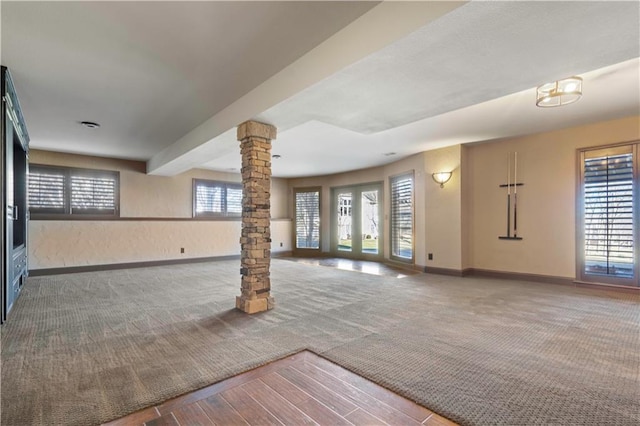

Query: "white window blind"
<box><xmin>226</xmin><ymin>187</ymin><xmax>243</xmax><ymax>215</ymax></box>
<box><xmin>193</xmin><ymin>179</ymin><xmax>242</xmax><ymax>217</ymax></box>
<box><xmin>295</xmin><ymin>190</ymin><xmax>320</xmax><ymax>249</ymax></box>
<box><xmin>28</xmin><ymin>168</ymin><xmax>66</xmax><ymax>212</ymax></box>
<box><xmin>29</xmin><ymin>165</ymin><xmax>119</xmax><ymax>217</ymax></box>
<box><xmin>390</xmin><ymin>173</ymin><xmax>413</xmax><ymax>261</ymax></box>
<box><xmin>583</xmin><ymin>151</ymin><xmax>635</xmax><ymax>279</ymax></box>
<box><xmin>71</xmin><ymin>174</ymin><xmax>117</xmax><ymax>214</ymax></box>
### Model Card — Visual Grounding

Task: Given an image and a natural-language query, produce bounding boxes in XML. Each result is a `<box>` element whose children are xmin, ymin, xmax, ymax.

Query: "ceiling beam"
<box><xmin>146</xmin><ymin>1</ymin><xmax>468</xmax><ymax>176</ymax></box>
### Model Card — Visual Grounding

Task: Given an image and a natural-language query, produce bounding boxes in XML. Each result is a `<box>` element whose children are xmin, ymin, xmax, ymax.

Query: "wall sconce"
<box><xmin>536</xmin><ymin>76</ymin><xmax>582</xmax><ymax>107</ymax></box>
<box><xmin>432</xmin><ymin>172</ymin><xmax>452</xmax><ymax>188</ymax></box>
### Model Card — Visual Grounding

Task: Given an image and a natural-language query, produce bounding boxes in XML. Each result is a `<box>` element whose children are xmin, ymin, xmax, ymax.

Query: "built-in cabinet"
<box><xmin>1</xmin><ymin>66</ymin><xmax>30</xmax><ymax>323</ymax></box>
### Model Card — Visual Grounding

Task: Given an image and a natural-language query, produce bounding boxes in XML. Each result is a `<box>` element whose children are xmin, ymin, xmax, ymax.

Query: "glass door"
<box><xmin>332</xmin><ymin>183</ymin><xmax>382</xmax><ymax>259</ymax></box>
<box><xmin>361</xmin><ymin>189</ymin><xmax>380</xmax><ymax>256</ymax></box>
<box><xmin>336</xmin><ymin>191</ymin><xmax>353</xmax><ymax>253</ymax></box>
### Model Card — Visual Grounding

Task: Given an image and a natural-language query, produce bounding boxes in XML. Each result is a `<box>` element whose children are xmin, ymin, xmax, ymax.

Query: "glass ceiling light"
<box><xmin>536</xmin><ymin>76</ymin><xmax>582</xmax><ymax>107</ymax></box>
<box><xmin>432</xmin><ymin>172</ymin><xmax>452</xmax><ymax>188</ymax></box>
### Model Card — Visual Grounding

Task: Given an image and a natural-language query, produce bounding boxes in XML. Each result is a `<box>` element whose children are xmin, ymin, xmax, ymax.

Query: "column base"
<box><xmin>235</xmin><ymin>295</ymin><xmax>275</xmax><ymax>314</ymax></box>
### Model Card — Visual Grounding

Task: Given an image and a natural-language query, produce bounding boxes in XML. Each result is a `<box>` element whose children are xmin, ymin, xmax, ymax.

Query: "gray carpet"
<box><xmin>1</xmin><ymin>259</ymin><xmax>638</xmax><ymax>425</ymax></box>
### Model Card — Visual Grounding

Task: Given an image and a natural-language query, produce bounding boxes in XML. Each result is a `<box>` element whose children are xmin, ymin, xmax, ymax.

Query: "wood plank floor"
<box><xmin>281</xmin><ymin>257</ymin><xmax>419</xmax><ymax>279</ymax></box>
<box><xmin>104</xmin><ymin>351</ymin><xmax>457</xmax><ymax>426</ymax></box>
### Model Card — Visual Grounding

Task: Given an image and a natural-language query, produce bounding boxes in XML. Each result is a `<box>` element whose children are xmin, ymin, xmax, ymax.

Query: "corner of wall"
<box><xmin>423</xmin><ymin>144</ymin><xmax>463</xmax><ymax>270</ymax></box>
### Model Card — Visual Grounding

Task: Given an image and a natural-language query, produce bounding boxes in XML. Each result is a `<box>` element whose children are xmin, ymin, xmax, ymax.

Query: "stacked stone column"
<box><xmin>236</xmin><ymin>121</ymin><xmax>276</xmax><ymax>314</ymax></box>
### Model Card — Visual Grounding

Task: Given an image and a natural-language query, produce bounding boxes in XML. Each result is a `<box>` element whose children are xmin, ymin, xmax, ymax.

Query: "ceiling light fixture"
<box><xmin>272</xmin><ymin>154</ymin><xmax>281</xmax><ymax>159</ymax></box>
<box><xmin>432</xmin><ymin>172</ymin><xmax>452</xmax><ymax>188</ymax></box>
<box><xmin>536</xmin><ymin>76</ymin><xmax>582</xmax><ymax>107</ymax></box>
<box><xmin>80</xmin><ymin>121</ymin><xmax>100</xmax><ymax>129</ymax></box>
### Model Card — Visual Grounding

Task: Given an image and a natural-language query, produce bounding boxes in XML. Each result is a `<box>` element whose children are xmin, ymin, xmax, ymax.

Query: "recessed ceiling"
<box><xmin>2</xmin><ymin>1</ymin><xmax>639</xmax><ymax>179</ymax></box>
<box><xmin>203</xmin><ymin>1</ymin><xmax>640</xmax><ymax>177</ymax></box>
<box><xmin>1</xmin><ymin>1</ymin><xmax>378</xmax><ymax>159</ymax></box>
<box><xmin>257</xmin><ymin>1</ymin><xmax>640</xmax><ymax>135</ymax></box>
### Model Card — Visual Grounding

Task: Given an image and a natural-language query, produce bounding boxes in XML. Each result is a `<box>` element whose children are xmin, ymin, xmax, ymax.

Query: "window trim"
<box><xmin>576</xmin><ymin>142</ymin><xmax>639</xmax><ymax>288</ymax></box>
<box><xmin>29</xmin><ymin>164</ymin><xmax>120</xmax><ymax>219</ymax></box>
<box><xmin>293</xmin><ymin>187</ymin><xmax>322</xmax><ymax>256</ymax></box>
<box><xmin>389</xmin><ymin>171</ymin><xmax>415</xmax><ymax>264</ymax></box>
<box><xmin>192</xmin><ymin>178</ymin><xmax>243</xmax><ymax>218</ymax></box>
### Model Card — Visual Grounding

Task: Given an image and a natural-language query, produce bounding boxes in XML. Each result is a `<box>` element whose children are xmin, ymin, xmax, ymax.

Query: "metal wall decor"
<box><xmin>499</xmin><ymin>152</ymin><xmax>523</xmax><ymax>240</ymax></box>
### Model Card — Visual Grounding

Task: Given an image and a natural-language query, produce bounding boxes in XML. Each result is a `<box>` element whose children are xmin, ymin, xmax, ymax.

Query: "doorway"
<box><xmin>331</xmin><ymin>183</ymin><xmax>383</xmax><ymax>260</ymax></box>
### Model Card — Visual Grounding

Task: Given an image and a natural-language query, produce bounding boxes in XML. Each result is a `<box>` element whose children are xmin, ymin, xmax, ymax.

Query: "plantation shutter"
<box><xmin>28</xmin><ymin>165</ymin><xmax>120</xmax><ymax>217</ymax></box>
<box><xmin>295</xmin><ymin>189</ymin><xmax>320</xmax><ymax>249</ymax></box>
<box><xmin>583</xmin><ymin>148</ymin><xmax>635</xmax><ymax>279</ymax></box>
<box><xmin>193</xmin><ymin>179</ymin><xmax>242</xmax><ymax>217</ymax></box>
<box><xmin>390</xmin><ymin>173</ymin><xmax>413</xmax><ymax>261</ymax></box>
<box><xmin>226</xmin><ymin>187</ymin><xmax>243</xmax><ymax>215</ymax></box>
<box><xmin>196</xmin><ymin>184</ymin><xmax>224</xmax><ymax>214</ymax></box>
<box><xmin>71</xmin><ymin>172</ymin><xmax>117</xmax><ymax>214</ymax></box>
<box><xmin>28</xmin><ymin>167</ymin><xmax>66</xmax><ymax>213</ymax></box>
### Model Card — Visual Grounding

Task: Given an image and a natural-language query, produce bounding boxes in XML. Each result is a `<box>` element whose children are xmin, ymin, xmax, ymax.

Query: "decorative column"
<box><xmin>236</xmin><ymin>121</ymin><xmax>277</xmax><ymax>314</ymax></box>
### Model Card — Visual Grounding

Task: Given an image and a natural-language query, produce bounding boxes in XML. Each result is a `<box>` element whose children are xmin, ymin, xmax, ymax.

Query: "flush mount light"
<box><xmin>536</xmin><ymin>76</ymin><xmax>582</xmax><ymax>107</ymax></box>
<box><xmin>432</xmin><ymin>171</ymin><xmax>452</xmax><ymax>188</ymax></box>
<box><xmin>80</xmin><ymin>121</ymin><xmax>100</xmax><ymax>129</ymax></box>
<box><xmin>272</xmin><ymin>154</ymin><xmax>281</xmax><ymax>159</ymax></box>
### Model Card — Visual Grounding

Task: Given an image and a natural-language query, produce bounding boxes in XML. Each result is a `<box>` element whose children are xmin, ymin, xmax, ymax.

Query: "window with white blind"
<box><xmin>193</xmin><ymin>179</ymin><xmax>242</xmax><ymax>217</ymax></box>
<box><xmin>390</xmin><ymin>172</ymin><xmax>414</xmax><ymax>262</ymax></box>
<box><xmin>294</xmin><ymin>188</ymin><xmax>320</xmax><ymax>250</ymax></box>
<box><xmin>29</xmin><ymin>165</ymin><xmax>119</xmax><ymax>217</ymax></box>
<box><xmin>578</xmin><ymin>144</ymin><xmax>639</xmax><ymax>287</ymax></box>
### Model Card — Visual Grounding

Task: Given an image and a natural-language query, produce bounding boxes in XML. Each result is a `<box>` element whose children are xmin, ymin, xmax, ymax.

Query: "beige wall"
<box><xmin>460</xmin><ymin>144</ymin><xmax>472</xmax><ymax>269</ymax></box>
<box><xmin>29</xmin><ymin>114</ymin><xmax>640</xmax><ymax>276</ymax></box>
<box><xmin>28</xmin><ymin>150</ymin><xmax>291</xmax><ymax>269</ymax></box>
<box><xmin>288</xmin><ymin>148</ymin><xmax>461</xmax><ymax>268</ymax></box>
<box><xmin>467</xmin><ymin>115</ymin><xmax>640</xmax><ymax>278</ymax></box>
<box><xmin>424</xmin><ymin>144</ymin><xmax>463</xmax><ymax>270</ymax></box>
<box><xmin>287</xmin><ymin>115</ymin><xmax>639</xmax><ymax>278</ymax></box>
<box><xmin>29</xmin><ymin>220</ymin><xmax>292</xmax><ymax>269</ymax></box>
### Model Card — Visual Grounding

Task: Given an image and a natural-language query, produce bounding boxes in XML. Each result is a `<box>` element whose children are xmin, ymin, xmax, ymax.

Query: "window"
<box><xmin>29</xmin><ymin>165</ymin><xmax>119</xmax><ymax>217</ymax></box>
<box><xmin>294</xmin><ymin>188</ymin><xmax>320</xmax><ymax>250</ymax></box>
<box><xmin>193</xmin><ymin>179</ymin><xmax>242</xmax><ymax>217</ymax></box>
<box><xmin>578</xmin><ymin>143</ymin><xmax>639</xmax><ymax>287</ymax></box>
<box><xmin>390</xmin><ymin>172</ymin><xmax>414</xmax><ymax>262</ymax></box>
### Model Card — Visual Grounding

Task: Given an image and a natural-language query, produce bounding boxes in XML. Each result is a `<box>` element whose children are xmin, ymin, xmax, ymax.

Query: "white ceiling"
<box><xmin>1</xmin><ymin>1</ymin><xmax>377</xmax><ymax>159</ymax></box>
<box><xmin>258</xmin><ymin>1</ymin><xmax>640</xmax><ymax>134</ymax></box>
<box><xmin>2</xmin><ymin>1</ymin><xmax>639</xmax><ymax>178</ymax></box>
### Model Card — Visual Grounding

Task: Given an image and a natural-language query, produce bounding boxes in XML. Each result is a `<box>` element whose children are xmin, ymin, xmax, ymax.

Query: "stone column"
<box><xmin>236</xmin><ymin>121</ymin><xmax>277</xmax><ymax>314</ymax></box>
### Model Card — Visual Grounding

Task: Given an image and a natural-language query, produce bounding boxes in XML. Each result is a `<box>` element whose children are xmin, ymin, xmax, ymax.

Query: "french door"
<box><xmin>331</xmin><ymin>183</ymin><xmax>382</xmax><ymax>259</ymax></box>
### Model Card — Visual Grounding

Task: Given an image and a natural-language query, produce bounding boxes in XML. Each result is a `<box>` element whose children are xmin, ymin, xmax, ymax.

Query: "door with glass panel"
<box><xmin>332</xmin><ymin>183</ymin><xmax>382</xmax><ymax>259</ymax></box>
<box><xmin>578</xmin><ymin>144</ymin><xmax>639</xmax><ymax>287</ymax></box>
<box><xmin>293</xmin><ymin>187</ymin><xmax>321</xmax><ymax>255</ymax></box>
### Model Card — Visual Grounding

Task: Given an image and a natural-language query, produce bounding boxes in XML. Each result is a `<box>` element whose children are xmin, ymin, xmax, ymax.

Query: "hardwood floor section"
<box><xmin>282</xmin><ymin>257</ymin><xmax>419</xmax><ymax>279</ymax></box>
<box><xmin>104</xmin><ymin>351</ymin><xmax>457</xmax><ymax>426</ymax></box>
